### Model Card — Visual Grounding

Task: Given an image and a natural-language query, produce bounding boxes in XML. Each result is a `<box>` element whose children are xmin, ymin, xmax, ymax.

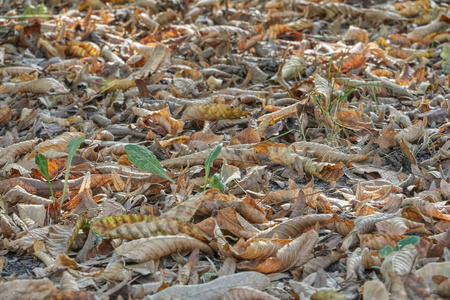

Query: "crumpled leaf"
<box><xmin>182</xmin><ymin>104</ymin><xmax>250</xmax><ymax>121</ymax></box>
<box><xmin>0</xmin><ymin>278</ymin><xmax>57</xmax><ymax>300</ymax></box>
<box><xmin>114</xmin><ymin>235</ymin><xmax>213</xmax><ymax>263</ymax></box>
<box><xmin>381</xmin><ymin>244</ymin><xmax>417</xmax><ymax>282</ymax></box>
<box><xmin>238</xmin><ymin>229</ymin><xmax>319</xmax><ymax>273</ymax></box>
<box><xmin>146</xmin><ymin>271</ymin><xmax>270</xmax><ymax>300</ymax></box>
<box><xmin>268</xmin><ymin>146</ymin><xmax>344</xmax><ymax>182</ymax></box>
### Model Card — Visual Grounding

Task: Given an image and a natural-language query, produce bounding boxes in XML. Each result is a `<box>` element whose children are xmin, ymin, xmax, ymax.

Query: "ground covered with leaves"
<box><xmin>0</xmin><ymin>0</ymin><xmax>449</xmax><ymax>299</ymax></box>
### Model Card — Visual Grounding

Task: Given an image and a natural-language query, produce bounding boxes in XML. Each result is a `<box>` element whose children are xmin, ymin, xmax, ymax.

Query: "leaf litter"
<box><xmin>0</xmin><ymin>0</ymin><xmax>449</xmax><ymax>299</ymax></box>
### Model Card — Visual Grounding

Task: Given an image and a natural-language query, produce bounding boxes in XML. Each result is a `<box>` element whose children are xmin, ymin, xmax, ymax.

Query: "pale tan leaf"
<box><xmin>415</xmin><ymin>261</ymin><xmax>450</xmax><ymax>292</ymax></box>
<box><xmin>340</xmin><ymin>213</ymin><xmax>397</xmax><ymax>251</ymax></box>
<box><xmin>376</xmin><ymin>217</ymin><xmax>431</xmax><ymax>235</ymax></box>
<box><xmin>102</xmin><ymin>259</ymin><xmax>134</xmax><ymax>282</ymax></box>
<box><xmin>252</xmin><ymin>214</ymin><xmax>332</xmax><ymax>239</ymax></box>
<box><xmin>114</xmin><ymin>235</ymin><xmax>213</xmax><ymax>263</ymax></box>
<box><xmin>291</xmin><ymin>141</ymin><xmax>371</xmax><ymax>163</ymax></box>
<box><xmin>17</xmin><ymin>204</ymin><xmax>46</xmax><ymax>227</ymax></box>
<box><xmin>26</xmin><ymin>132</ymin><xmax>85</xmax><ymax>159</ymax></box>
<box><xmin>60</xmin><ymin>271</ymin><xmax>79</xmax><ymax>293</ymax></box>
<box><xmin>381</xmin><ymin>244</ymin><xmax>417</xmax><ymax>282</ymax></box>
<box><xmin>162</xmin><ymin>147</ymin><xmax>259</xmax><ymax>169</ymax></box>
<box><xmin>7</xmin><ymin>226</ymin><xmax>50</xmax><ymax>251</ymax></box>
<box><xmin>346</xmin><ymin>247</ymin><xmax>368</xmax><ymax>280</ymax></box>
<box><xmin>162</xmin><ymin>192</ymin><xmax>206</xmax><ymax>222</ymax></box>
<box><xmin>0</xmin><ymin>278</ymin><xmax>57</xmax><ymax>300</ymax></box>
<box><xmin>0</xmin><ymin>138</ymin><xmax>39</xmax><ymax>167</ymax></box>
<box><xmin>314</xmin><ymin>74</ymin><xmax>332</xmax><ymax>102</ymax></box>
<box><xmin>268</xmin><ymin>146</ymin><xmax>344</xmax><ymax>182</ymax></box>
<box><xmin>271</xmin><ymin>56</ymin><xmax>306</xmax><ymax>81</ymax></box>
<box><xmin>301</xmin><ymin>251</ymin><xmax>346</xmax><ymax>278</ymax></box>
<box><xmin>218</xmin><ymin>257</ymin><xmax>236</xmax><ymax>277</ymax></box>
<box><xmin>33</xmin><ymin>240</ymin><xmax>55</xmax><ymax>268</ymax></box>
<box><xmin>18</xmin><ymin>77</ymin><xmax>69</xmax><ymax>94</ymax></box>
<box><xmin>395</xmin><ymin>118</ymin><xmax>426</xmax><ymax>143</ymax></box>
<box><xmin>333</xmin><ymin>109</ymin><xmax>372</xmax><ymax>130</ymax></box>
<box><xmin>46</xmin><ymin>224</ymin><xmax>75</xmax><ymax>256</ymax></box>
<box><xmin>407</xmin><ymin>14</ymin><xmax>450</xmax><ymax>39</ymax></box>
<box><xmin>363</xmin><ymin>280</ymin><xmax>389</xmax><ymax>300</ymax></box>
<box><xmin>146</xmin><ymin>271</ymin><xmax>270</xmax><ymax>300</ymax></box>
<box><xmin>221</xmin><ymin>286</ymin><xmax>279</xmax><ymax>300</ymax></box>
<box><xmin>4</xmin><ymin>185</ymin><xmax>53</xmax><ymax>205</ymax></box>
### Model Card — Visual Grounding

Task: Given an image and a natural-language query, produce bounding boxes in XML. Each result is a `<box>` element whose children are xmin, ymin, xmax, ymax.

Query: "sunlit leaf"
<box><xmin>204</xmin><ymin>144</ymin><xmax>222</xmax><ymax>190</ymax></box>
<box><xmin>125</xmin><ymin>144</ymin><xmax>174</xmax><ymax>183</ymax></box>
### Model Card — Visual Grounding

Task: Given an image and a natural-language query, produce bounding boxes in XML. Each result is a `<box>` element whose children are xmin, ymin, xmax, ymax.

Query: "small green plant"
<box><xmin>204</xmin><ymin>144</ymin><xmax>222</xmax><ymax>191</ymax></box>
<box><xmin>35</xmin><ymin>151</ymin><xmax>56</xmax><ymax>218</ymax></box>
<box><xmin>378</xmin><ymin>236</ymin><xmax>420</xmax><ymax>259</ymax></box>
<box><xmin>124</xmin><ymin>144</ymin><xmax>174</xmax><ymax>183</ymax></box>
<box><xmin>209</xmin><ymin>173</ymin><xmax>225</xmax><ymax>193</ymax></box>
<box><xmin>61</xmin><ymin>136</ymin><xmax>86</xmax><ymax>204</ymax></box>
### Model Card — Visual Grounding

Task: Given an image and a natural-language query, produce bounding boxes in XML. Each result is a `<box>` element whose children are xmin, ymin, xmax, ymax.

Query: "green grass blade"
<box><xmin>61</xmin><ymin>136</ymin><xmax>86</xmax><ymax>204</ymax></box>
<box><xmin>125</xmin><ymin>144</ymin><xmax>174</xmax><ymax>183</ymax></box>
<box><xmin>204</xmin><ymin>144</ymin><xmax>222</xmax><ymax>190</ymax></box>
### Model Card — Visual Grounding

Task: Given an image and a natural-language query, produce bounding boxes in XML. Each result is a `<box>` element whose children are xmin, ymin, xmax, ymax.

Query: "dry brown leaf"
<box><xmin>26</xmin><ymin>132</ymin><xmax>85</xmax><ymax>159</ymax></box>
<box><xmin>238</xmin><ymin>229</ymin><xmax>318</xmax><ymax>273</ymax></box>
<box><xmin>291</xmin><ymin>141</ymin><xmax>372</xmax><ymax>163</ymax></box>
<box><xmin>182</xmin><ymin>104</ymin><xmax>250</xmax><ymax>121</ymax></box>
<box><xmin>138</xmin><ymin>107</ymin><xmax>185</xmax><ymax>136</ymax></box>
<box><xmin>91</xmin><ymin>214</ymin><xmax>151</xmax><ymax>236</ymax></box>
<box><xmin>252</xmin><ymin>214</ymin><xmax>333</xmax><ymax>239</ymax></box>
<box><xmin>402</xmin><ymin>198</ymin><xmax>450</xmax><ymax>222</ymax></box>
<box><xmin>162</xmin><ymin>147</ymin><xmax>259</xmax><ymax>169</ymax></box>
<box><xmin>228</xmin><ymin>238</ymin><xmax>290</xmax><ymax>260</ymax></box>
<box><xmin>363</xmin><ymin>280</ymin><xmax>389</xmax><ymax>300</ymax></box>
<box><xmin>114</xmin><ymin>235</ymin><xmax>213</xmax><ymax>263</ymax></box>
<box><xmin>162</xmin><ymin>191</ymin><xmax>206</xmax><ymax>221</ymax></box>
<box><xmin>147</xmin><ymin>272</ymin><xmax>270</xmax><ymax>300</ymax></box>
<box><xmin>376</xmin><ymin>217</ymin><xmax>431</xmax><ymax>235</ymax></box>
<box><xmin>0</xmin><ymin>278</ymin><xmax>57</xmax><ymax>300</ymax></box>
<box><xmin>381</xmin><ymin>244</ymin><xmax>418</xmax><ymax>282</ymax></box>
<box><xmin>106</xmin><ymin>217</ymin><xmax>208</xmax><ymax>242</ymax></box>
<box><xmin>333</xmin><ymin>109</ymin><xmax>372</xmax><ymax>130</ymax></box>
<box><xmin>268</xmin><ymin>146</ymin><xmax>344</xmax><ymax>182</ymax></box>
<box><xmin>222</xmin><ymin>286</ymin><xmax>279</xmax><ymax>300</ymax></box>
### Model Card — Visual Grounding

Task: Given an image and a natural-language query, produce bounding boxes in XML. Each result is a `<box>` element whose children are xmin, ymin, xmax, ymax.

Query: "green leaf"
<box><xmin>68</xmin><ymin>136</ymin><xmax>86</xmax><ymax>161</ymax></box>
<box><xmin>35</xmin><ymin>152</ymin><xmax>50</xmax><ymax>182</ymax></box>
<box><xmin>210</xmin><ymin>173</ymin><xmax>225</xmax><ymax>193</ymax></box>
<box><xmin>204</xmin><ymin>144</ymin><xmax>222</xmax><ymax>190</ymax></box>
<box><xmin>35</xmin><ymin>152</ymin><xmax>54</xmax><ymax>200</ymax></box>
<box><xmin>395</xmin><ymin>236</ymin><xmax>420</xmax><ymax>251</ymax></box>
<box><xmin>19</xmin><ymin>4</ymin><xmax>50</xmax><ymax>21</ymax></box>
<box><xmin>379</xmin><ymin>245</ymin><xmax>393</xmax><ymax>258</ymax></box>
<box><xmin>61</xmin><ymin>136</ymin><xmax>86</xmax><ymax>204</ymax></box>
<box><xmin>125</xmin><ymin>144</ymin><xmax>174</xmax><ymax>183</ymax></box>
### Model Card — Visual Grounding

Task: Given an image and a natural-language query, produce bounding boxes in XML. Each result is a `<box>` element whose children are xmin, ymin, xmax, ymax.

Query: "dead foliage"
<box><xmin>0</xmin><ymin>0</ymin><xmax>449</xmax><ymax>299</ymax></box>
